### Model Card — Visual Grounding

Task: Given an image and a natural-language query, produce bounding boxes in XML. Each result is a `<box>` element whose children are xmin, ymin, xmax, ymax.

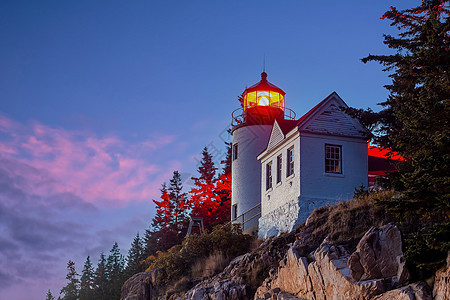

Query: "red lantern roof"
<box><xmin>242</xmin><ymin>72</ymin><xmax>285</xmax><ymax>96</ymax></box>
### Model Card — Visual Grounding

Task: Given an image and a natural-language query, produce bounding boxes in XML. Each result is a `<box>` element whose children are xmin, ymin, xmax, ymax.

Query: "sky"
<box><xmin>0</xmin><ymin>0</ymin><xmax>414</xmax><ymax>299</ymax></box>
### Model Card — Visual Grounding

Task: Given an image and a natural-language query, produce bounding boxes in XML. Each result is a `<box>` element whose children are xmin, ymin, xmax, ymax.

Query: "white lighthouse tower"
<box><xmin>231</xmin><ymin>72</ymin><xmax>295</xmax><ymax>232</ymax></box>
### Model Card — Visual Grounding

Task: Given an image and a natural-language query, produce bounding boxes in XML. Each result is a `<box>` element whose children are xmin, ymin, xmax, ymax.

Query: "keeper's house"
<box><xmin>231</xmin><ymin>72</ymin><xmax>398</xmax><ymax>238</ymax></box>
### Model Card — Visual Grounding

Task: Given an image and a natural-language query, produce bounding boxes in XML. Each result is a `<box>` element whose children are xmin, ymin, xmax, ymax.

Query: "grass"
<box><xmin>191</xmin><ymin>251</ymin><xmax>229</xmax><ymax>280</ymax></box>
<box><xmin>294</xmin><ymin>190</ymin><xmax>397</xmax><ymax>255</ymax></box>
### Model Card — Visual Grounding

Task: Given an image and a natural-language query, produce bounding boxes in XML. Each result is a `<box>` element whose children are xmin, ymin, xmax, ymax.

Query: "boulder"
<box><xmin>348</xmin><ymin>224</ymin><xmax>410</xmax><ymax>284</ymax></box>
<box><xmin>255</xmin><ymin>225</ymin><xmax>434</xmax><ymax>300</ymax></box>
<box><xmin>270</xmin><ymin>247</ymin><xmax>311</xmax><ymax>297</ymax></box>
<box><xmin>255</xmin><ymin>238</ymin><xmax>385</xmax><ymax>300</ymax></box>
<box><xmin>373</xmin><ymin>282</ymin><xmax>432</xmax><ymax>300</ymax></box>
<box><xmin>433</xmin><ymin>251</ymin><xmax>450</xmax><ymax>300</ymax></box>
<box><xmin>185</xmin><ymin>277</ymin><xmax>246</xmax><ymax>300</ymax></box>
<box><xmin>121</xmin><ymin>272</ymin><xmax>155</xmax><ymax>300</ymax></box>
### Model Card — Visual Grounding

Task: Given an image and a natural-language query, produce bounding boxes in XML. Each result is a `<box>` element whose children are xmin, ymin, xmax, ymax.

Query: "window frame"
<box><xmin>325</xmin><ymin>144</ymin><xmax>342</xmax><ymax>174</ymax></box>
<box><xmin>286</xmin><ymin>147</ymin><xmax>294</xmax><ymax>177</ymax></box>
<box><xmin>232</xmin><ymin>204</ymin><xmax>238</xmax><ymax>220</ymax></box>
<box><xmin>276</xmin><ymin>154</ymin><xmax>282</xmax><ymax>183</ymax></box>
<box><xmin>266</xmin><ymin>162</ymin><xmax>273</xmax><ymax>190</ymax></box>
<box><xmin>232</xmin><ymin>143</ymin><xmax>238</xmax><ymax>161</ymax></box>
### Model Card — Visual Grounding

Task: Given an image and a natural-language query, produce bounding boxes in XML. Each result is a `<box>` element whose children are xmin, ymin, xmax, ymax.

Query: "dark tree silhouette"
<box><xmin>359</xmin><ymin>0</ymin><xmax>449</xmax><ymax>216</ymax></box>
<box><xmin>60</xmin><ymin>260</ymin><xmax>79</xmax><ymax>300</ymax></box>
<box><xmin>125</xmin><ymin>232</ymin><xmax>145</xmax><ymax>278</ymax></box>
<box><xmin>80</xmin><ymin>256</ymin><xmax>95</xmax><ymax>300</ymax></box>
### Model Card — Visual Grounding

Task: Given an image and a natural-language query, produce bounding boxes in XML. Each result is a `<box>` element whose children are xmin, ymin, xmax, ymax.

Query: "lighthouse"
<box><xmin>231</xmin><ymin>72</ymin><xmax>296</xmax><ymax>233</ymax></box>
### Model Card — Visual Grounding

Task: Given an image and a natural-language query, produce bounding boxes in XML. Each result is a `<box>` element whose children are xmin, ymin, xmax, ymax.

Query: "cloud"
<box><xmin>0</xmin><ymin>113</ymin><xmax>182</xmax><ymax>299</ymax></box>
<box><xmin>0</xmin><ymin>113</ymin><xmax>177</xmax><ymax>206</ymax></box>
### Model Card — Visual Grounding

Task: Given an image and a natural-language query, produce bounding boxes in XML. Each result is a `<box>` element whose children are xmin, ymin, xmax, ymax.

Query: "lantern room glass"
<box><xmin>243</xmin><ymin>91</ymin><xmax>284</xmax><ymax>111</ymax></box>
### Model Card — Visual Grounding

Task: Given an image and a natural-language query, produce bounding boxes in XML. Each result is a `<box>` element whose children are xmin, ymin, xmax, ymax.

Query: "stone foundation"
<box><xmin>258</xmin><ymin>197</ymin><xmax>340</xmax><ymax>239</ymax></box>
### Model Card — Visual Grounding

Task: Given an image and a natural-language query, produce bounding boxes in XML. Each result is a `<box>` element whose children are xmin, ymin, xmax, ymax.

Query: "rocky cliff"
<box><xmin>122</xmin><ymin>223</ymin><xmax>450</xmax><ymax>300</ymax></box>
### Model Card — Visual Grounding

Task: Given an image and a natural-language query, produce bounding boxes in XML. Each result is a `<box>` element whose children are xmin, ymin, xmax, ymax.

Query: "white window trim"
<box><xmin>324</xmin><ymin>143</ymin><xmax>344</xmax><ymax>176</ymax></box>
<box><xmin>286</xmin><ymin>147</ymin><xmax>294</xmax><ymax>177</ymax></box>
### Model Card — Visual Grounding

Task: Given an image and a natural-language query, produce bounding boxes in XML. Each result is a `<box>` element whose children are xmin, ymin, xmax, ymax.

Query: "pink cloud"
<box><xmin>0</xmin><ymin>114</ymin><xmax>179</xmax><ymax>207</ymax></box>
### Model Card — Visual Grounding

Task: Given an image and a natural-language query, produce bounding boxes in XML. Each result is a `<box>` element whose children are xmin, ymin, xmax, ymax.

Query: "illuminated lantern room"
<box><xmin>242</xmin><ymin>72</ymin><xmax>285</xmax><ymax>111</ymax></box>
<box><xmin>232</xmin><ymin>72</ymin><xmax>294</xmax><ymax>127</ymax></box>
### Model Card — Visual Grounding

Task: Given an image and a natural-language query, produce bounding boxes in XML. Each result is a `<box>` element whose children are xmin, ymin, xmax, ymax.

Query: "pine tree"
<box><xmin>60</xmin><ymin>260</ymin><xmax>79</xmax><ymax>300</ymax></box>
<box><xmin>221</xmin><ymin>141</ymin><xmax>232</xmax><ymax>176</ymax></box>
<box><xmin>150</xmin><ymin>183</ymin><xmax>176</xmax><ymax>251</ymax></box>
<box><xmin>189</xmin><ymin>147</ymin><xmax>221</xmax><ymax>229</ymax></box>
<box><xmin>356</xmin><ymin>0</ymin><xmax>450</xmax><ymax>275</ymax></box>
<box><xmin>46</xmin><ymin>289</ymin><xmax>55</xmax><ymax>300</ymax></box>
<box><xmin>213</xmin><ymin>142</ymin><xmax>232</xmax><ymax>225</ymax></box>
<box><xmin>360</xmin><ymin>0</ymin><xmax>449</xmax><ymax>217</ymax></box>
<box><xmin>79</xmin><ymin>256</ymin><xmax>95</xmax><ymax>300</ymax></box>
<box><xmin>105</xmin><ymin>242</ymin><xmax>125</xmax><ymax>300</ymax></box>
<box><xmin>168</xmin><ymin>170</ymin><xmax>190</xmax><ymax>240</ymax></box>
<box><xmin>125</xmin><ymin>232</ymin><xmax>144</xmax><ymax>278</ymax></box>
<box><xmin>93</xmin><ymin>252</ymin><xmax>108</xmax><ymax>300</ymax></box>
<box><xmin>144</xmin><ymin>183</ymin><xmax>177</xmax><ymax>256</ymax></box>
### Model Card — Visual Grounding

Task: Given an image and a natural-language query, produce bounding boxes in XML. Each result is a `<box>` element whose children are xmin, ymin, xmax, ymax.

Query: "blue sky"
<box><xmin>0</xmin><ymin>0</ymin><xmax>413</xmax><ymax>299</ymax></box>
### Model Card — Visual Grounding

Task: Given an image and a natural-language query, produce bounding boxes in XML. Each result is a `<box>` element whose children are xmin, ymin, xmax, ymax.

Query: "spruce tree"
<box><xmin>168</xmin><ymin>170</ymin><xmax>190</xmax><ymax>240</ymax></box>
<box><xmin>358</xmin><ymin>0</ymin><xmax>449</xmax><ymax>274</ymax></box>
<box><xmin>147</xmin><ymin>183</ymin><xmax>176</xmax><ymax>253</ymax></box>
<box><xmin>189</xmin><ymin>147</ymin><xmax>220</xmax><ymax>230</ymax></box>
<box><xmin>46</xmin><ymin>289</ymin><xmax>55</xmax><ymax>300</ymax></box>
<box><xmin>93</xmin><ymin>252</ymin><xmax>107</xmax><ymax>300</ymax></box>
<box><xmin>214</xmin><ymin>142</ymin><xmax>232</xmax><ymax>225</ymax></box>
<box><xmin>60</xmin><ymin>260</ymin><xmax>79</xmax><ymax>300</ymax></box>
<box><xmin>360</xmin><ymin>0</ymin><xmax>449</xmax><ymax>217</ymax></box>
<box><xmin>220</xmin><ymin>141</ymin><xmax>232</xmax><ymax>176</ymax></box>
<box><xmin>106</xmin><ymin>242</ymin><xmax>125</xmax><ymax>300</ymax></box>
<box><xmin>125</xmin><ymin>232</ymin><xmax>144</xmax><ymax>278</ymax></box>
<box><xmin>79</xmin><ymin>256</ymin><xmax>95</xmax><ymax>300</ymax></box>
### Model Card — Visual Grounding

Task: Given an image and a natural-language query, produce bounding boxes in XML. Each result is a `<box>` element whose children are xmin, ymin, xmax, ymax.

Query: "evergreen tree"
<box><xmin>214</xmin><ymin>142</ymin><xmax>232</xmax><ymax>225</ymax></box>
<box><xmin>144</xmin><ymin>182</ymin><xmax>177</xmax><ymax>256</ymax></box>
<box><xmin>168</xmin><ymin>170</ymin><xmax>190</xmax><ymax>240</ymax></box>
<box><xmin>79</xmin><ymin>256</ymin><xmax>95</xmax><ymax>300</ymax></box>
<box><xmin>105</xmin><ymin>242</ymin><xmax>125</xmax><ymax>300</ymax></box>
<box><xmin>125</xmin><ymin>232</ymin><xmax>144</xmax><ymax>278</ymax></box>
<box><xmin>93</xmin><ymin>252</ymin><xmax>108</xmax><ymax>300</ymax></box>
<box><xmin>60</xmin><ymin>260</ymin><xmax>79</xmax><ymax>300</ymax></box>
<box><xmin>189</xmin><ymin>147</ymin><xmax>221</xmax><ymax>229</ymax></box>
<box><xmin>220</xmin><ymin>141</ymin><xmax>232</xmax><ymax>176</ymax></box>
<box><xmin>147</xmin><ymin>183</ymin><xmax>176</xmax><ymax>253</ymax></box>
<box><xmin>46</xmin><ymin>289</ymin><xmax>55</xmax><ymax>300</ymax></box>
<box><xmin>360</xmin><ymin>0</ymin><xmax>449</xmax><ymax>217</ymax></box>
<box><xmin>353</xmin><ymin>0</ymin><xmax>450</xmax><ymax>275</ymax></box>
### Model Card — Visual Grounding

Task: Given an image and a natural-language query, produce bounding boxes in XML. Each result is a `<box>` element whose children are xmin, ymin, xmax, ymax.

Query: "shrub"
<box><xmin>404</xmin><ymin>221</ymin><xmax>450</xmax><ymax>279</ymax></box>
<box><xmin>144</xmin><ymin>223</ymin><xmax>253</xmax><ymax>288</ymax></box>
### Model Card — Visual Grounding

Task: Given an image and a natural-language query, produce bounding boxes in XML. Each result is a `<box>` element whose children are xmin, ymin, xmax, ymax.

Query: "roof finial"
<box><xmin>263</xmin><ymin>53</ymin><xmax>266</xmax><ymax>73</ymax></box>
<box><xmin>261</xmin><ymin>54</ymin><xmax>267</xmax><ymax>81</ymax></box>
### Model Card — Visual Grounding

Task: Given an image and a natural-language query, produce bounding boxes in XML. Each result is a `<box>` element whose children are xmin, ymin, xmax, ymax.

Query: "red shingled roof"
<box><xmin>242</xmin><ymin>72</ymin><xmax>286</xmax><ymax>96</ymax></box>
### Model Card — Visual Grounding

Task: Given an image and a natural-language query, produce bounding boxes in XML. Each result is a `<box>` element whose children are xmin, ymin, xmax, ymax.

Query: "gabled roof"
<box><xmin>296</xmin><ymin>92</ymin><xmax>368</xmax><ymax>138</ymax></box>
<box><xmin>258</xmin><ymin>92</ymin><xmax>369</xmax><ymax>160</ymax></box>
<box><xmin>276</xmin><ymin>119</ymin><xmax>298</xmax><ymax>135</ymax></box>
<box><xmin>296</xmin><ymin>92</ymin><xmax>343</xmax><ymax>128</ymax></box>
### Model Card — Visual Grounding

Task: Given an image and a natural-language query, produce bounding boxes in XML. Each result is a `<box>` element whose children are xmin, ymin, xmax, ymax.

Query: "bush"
<box><xmin>404</xmin><ymin>221</ymin><xmax>450</xmax><ymax>279</ymax></box>
<box><xmin>144</xmin><ymin>224</ymin><xmax>253</xmax><ymax>287</ymax></box>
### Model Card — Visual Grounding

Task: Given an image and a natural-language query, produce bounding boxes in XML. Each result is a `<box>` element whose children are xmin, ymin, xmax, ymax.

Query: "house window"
<box><xmin>286</xmin><ymin>147</ymin><xmax>294</xmax><ymax>177</ymax></box>
<box><xmin>266</xmin><ymin>163</ymin><xmax>273</xmax><ymax>190</ymax></box>
<box><xmin>232</xmin><ymin>204</ymin><xmax>238</xmax><ymax>220</ymax></box>
<box><xmin>325</xmin><ymin>144</ymin><xmax>342</xmax><ymax>173</ymax></box>
<box><xmin>276</xmin><ymin>155</ymin><xmax>282</xmax><ymax>183</ymax></box>
<box><xmin>233</xmin><ymin>144</ymin><xmax>238</xmax><ymax>160</ymax></box>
